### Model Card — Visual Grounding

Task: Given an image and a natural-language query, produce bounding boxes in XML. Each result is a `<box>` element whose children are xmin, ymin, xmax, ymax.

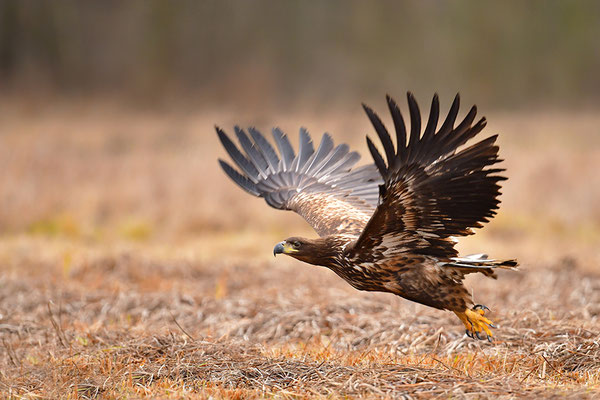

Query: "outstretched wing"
<box><xmin>349</xmin><ymin>93</ymin><xmax>506</xmax><ymax>260</ymax></box>
<box><xmin>217</xmin><ymin>126</ymin><xmax>381</xmax><ymax>236</ymax></box>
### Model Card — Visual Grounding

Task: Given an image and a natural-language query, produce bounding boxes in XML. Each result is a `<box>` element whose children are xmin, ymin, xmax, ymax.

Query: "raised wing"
<box><xmin>217</xmin><ymin>126</ymin><xmax>381</xmax><ymax>236</ymax></box>
<box><xmin>349</xmin><ymin>93</ymin><xmax>506</xmax><ymax>260</ymax></box>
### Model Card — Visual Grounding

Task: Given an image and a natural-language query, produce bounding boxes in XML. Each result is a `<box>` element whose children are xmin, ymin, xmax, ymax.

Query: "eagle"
<box><xmin>216</xmin><ymin>93</ymin><xmax>517</xmax><ymax>341</ymax></box>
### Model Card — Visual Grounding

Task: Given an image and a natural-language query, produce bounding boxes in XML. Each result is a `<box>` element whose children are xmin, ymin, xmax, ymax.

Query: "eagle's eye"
<box><xmin>292</xmin><ymin>241</ymin><xmax>301</xmax><ymax>249</ymax></box>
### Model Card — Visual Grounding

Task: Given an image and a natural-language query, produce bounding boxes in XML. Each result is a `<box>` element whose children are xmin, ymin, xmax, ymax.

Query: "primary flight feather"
<box><xmin>217</xmin><ymin>93</ymin><xmax>517</xmax><ymax>340</ymax></box>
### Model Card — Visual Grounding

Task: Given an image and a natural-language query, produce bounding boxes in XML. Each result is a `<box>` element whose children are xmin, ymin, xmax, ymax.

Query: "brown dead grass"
<box><xmin>0</xmin><ymin>97</ymin><xmax>599</xmax><ymax>398</ymax></box>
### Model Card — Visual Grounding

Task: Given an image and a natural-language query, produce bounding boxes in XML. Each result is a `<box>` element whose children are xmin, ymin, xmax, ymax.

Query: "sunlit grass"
<box><xmin>0</xmin><ymin>101</ymin><xmax>599</xmax><ymax>398</ymax></box>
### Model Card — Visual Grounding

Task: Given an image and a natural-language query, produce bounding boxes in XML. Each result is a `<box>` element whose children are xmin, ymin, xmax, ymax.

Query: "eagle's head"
<box><xmin>273</xmin><ymin>237</ymin><xmax>308</xmax><ymax>257</ymax></box>
<box><xmin>273</xmin><ymin>236</ymin><xmax>343</xmax><ymax>267</ymax></box>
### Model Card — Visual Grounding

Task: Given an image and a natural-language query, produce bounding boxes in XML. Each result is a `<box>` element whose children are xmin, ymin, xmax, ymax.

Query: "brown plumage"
<box><xmin>217</xmin><ymin>93</ymin><xmax>518</xmax><ymax>341</ymax></box>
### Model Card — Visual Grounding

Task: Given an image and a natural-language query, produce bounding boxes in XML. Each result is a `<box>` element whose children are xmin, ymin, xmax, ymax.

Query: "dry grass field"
<box><xmin>1</xmin><ymin>97</ymin><xmax>599</xmax><ymax>398</ymax></box>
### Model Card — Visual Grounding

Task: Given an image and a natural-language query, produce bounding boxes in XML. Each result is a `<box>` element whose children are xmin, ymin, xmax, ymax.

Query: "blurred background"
<box><xmin>2</xmin><ymin>1</ymin><xmax>600</xmax><ymax>110</ymax></box>
<box><xmin>0</xmin><ymin>0</ymin><xmax>599</xmax><ymax>266</ymax></box>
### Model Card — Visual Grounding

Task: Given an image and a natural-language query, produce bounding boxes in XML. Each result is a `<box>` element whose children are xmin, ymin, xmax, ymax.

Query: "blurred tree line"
<box><xmin>0</xmin><ymin>0</ymin><xmax>599</xmax><ymax>109</ymax></box>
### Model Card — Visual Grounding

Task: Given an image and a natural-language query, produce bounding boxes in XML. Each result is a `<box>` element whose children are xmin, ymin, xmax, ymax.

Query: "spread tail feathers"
<box><xmin>444</xmin><ymin>253</ymin><xmax>518</xmax><ymax>278</ymax></box>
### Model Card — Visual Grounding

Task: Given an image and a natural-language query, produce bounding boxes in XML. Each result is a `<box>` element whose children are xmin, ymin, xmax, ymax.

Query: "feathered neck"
<box><xmin>292</xmin><ymin>236</ymin><xmax>350</xmax><ymax>268</ymax></box>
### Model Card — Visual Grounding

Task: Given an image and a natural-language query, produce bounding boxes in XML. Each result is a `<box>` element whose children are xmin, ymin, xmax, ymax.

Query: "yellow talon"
<box><xmin>455</xmin><ymin>305</ymin><xmax>495</xmax><ymax>341</ymax></box>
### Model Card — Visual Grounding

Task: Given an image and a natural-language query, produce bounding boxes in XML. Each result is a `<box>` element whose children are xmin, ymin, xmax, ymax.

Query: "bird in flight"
<box><xmin>217</xmin><ymin>93</ymin><xmax>517</xmax><ymax>341</ymax></box>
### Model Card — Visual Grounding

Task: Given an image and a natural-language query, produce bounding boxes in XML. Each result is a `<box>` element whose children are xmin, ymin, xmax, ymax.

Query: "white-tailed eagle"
<box><xmin>217</xmin><ymin>93</ymin><xmax>517</xmax><ymax>340</ymax></box>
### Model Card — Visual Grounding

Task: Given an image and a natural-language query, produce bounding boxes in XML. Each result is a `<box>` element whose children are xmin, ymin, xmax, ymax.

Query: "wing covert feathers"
<box><xmin>353</xmin><ymin>93</ymin><xmax>506</xmax><ymax>258</ymax></box>
<box><xmin>217</xmin><ymin>126</ymin><xmax>381</xmax><ymax>236</ymax></box>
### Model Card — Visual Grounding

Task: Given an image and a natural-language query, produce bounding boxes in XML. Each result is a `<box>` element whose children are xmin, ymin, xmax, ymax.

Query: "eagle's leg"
<box><xmin>454</xmin><ymin>305</ymin><xmax>495</xmax><ymax>341</ymax></box>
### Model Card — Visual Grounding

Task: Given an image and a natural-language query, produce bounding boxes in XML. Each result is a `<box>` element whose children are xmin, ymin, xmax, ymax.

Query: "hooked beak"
<box><xmin>273</xmin><ymin>242</ymin><xmax>285</xmax><ymax>256</ymax></box>
<box><xmin>273</xmin><ymin>241</ymin><xmax>299</xmax><ymax>256</ymax></box>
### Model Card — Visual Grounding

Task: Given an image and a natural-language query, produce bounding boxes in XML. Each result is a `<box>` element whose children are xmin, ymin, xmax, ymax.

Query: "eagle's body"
<box><xmin>217</xmin><ymin>93</ymin><xmax>517</xmax><ymax>340</ymax></box>
<box><xmin>276</xmin><ymin>235</ymin><xmax>491</xmax><ymax>312</ymax></box>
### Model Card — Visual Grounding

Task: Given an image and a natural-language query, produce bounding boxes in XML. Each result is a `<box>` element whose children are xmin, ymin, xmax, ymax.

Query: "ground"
<box><xmin>0</xmin><ymin>97</ymin><xmax>599</xmax><ymax>398</ymax></box>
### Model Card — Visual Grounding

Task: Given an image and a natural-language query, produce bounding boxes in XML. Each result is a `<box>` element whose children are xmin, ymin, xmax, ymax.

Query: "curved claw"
<box><xmin>456</xmin><ymin>307</ymin><xmax>495</xmax><ymax>342</ymax></box>
<box><xmin>487</xmin><ymin>335</ymin><xmax>494</xmax><ymax>343</ymax></box>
